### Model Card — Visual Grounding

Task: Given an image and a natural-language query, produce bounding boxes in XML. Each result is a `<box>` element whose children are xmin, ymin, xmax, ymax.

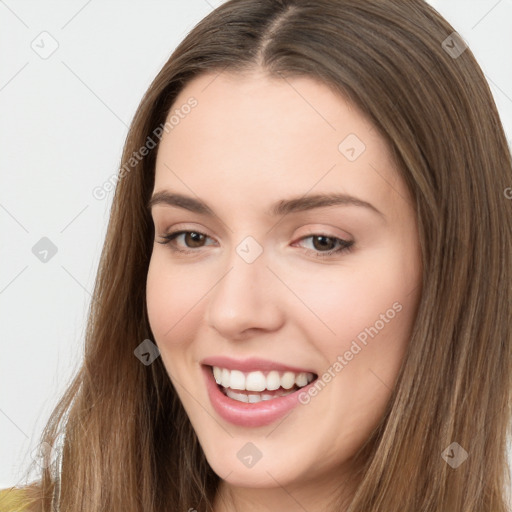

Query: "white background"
<box><xmin>1</xmin><ymin>0</ymin><xmax>511</xmax><ymax>489</ymax></box>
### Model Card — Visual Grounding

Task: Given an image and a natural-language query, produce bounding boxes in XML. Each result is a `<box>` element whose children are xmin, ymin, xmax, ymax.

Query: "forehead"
<box><xmin>153</xmin><ymin>70</ymin><xmax>409</xmax><ymax>218</ymax></box>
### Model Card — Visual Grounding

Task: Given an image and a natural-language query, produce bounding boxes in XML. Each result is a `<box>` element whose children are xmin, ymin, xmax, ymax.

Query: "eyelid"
<box><xmin>155</xmin><ymin>221</ymin><xmax>214</xmax><ymax>237</ymax></box>
<box><xmin>294</xmin><ymin>224</ymin><xmax>353</xmax><ymax>240</ymax></box>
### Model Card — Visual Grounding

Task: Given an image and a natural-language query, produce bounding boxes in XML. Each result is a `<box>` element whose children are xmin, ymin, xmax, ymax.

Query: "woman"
<box><xmin>1</xmin><ymin>0</ymin><xmax>510</xmax><ymax>510</ymax></box>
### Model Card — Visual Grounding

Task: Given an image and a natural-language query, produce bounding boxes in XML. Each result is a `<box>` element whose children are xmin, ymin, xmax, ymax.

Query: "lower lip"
<box><xmin>202</xmin><ymin>365</ymin><xmax>317</xmax><ymax>428</ymax></box>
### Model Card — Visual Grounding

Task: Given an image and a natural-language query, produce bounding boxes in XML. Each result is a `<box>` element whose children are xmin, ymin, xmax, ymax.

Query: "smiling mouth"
<box><xmin>208</xmin><ymin>365</ymin><xmax>318</xmax><ymax>403</ymax></box>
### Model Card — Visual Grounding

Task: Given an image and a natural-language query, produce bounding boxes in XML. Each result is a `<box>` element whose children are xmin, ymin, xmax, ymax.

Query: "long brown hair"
<box><xmin>14</xmin><ymin>0</ymin><xmax>512</xmax><ymax>510</ymax></box>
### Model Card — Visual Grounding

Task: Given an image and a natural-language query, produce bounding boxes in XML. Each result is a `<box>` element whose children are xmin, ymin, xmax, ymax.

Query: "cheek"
<box><xmin>293</xmin><ymin>261</ymin><xmax>418</xmax><ymax>446</ymax></box>
<box><xmin>146</xmin><ymin>254</ymin><xmax>205</xmax><ymax>353</ymax></box>
<box><xmin>288</xmin><ymin>247</ymin><xmax>419</xmax><ymax>364</ymax></box>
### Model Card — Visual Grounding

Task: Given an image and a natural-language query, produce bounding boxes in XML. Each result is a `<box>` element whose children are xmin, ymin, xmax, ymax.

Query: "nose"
<box><xmin>205</xmin><ymin>249</ymin><xmax>285</xmax><ymax>340</ymax></box>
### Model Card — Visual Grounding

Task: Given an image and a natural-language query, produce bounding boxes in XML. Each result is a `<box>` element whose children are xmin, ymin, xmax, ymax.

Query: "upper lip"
<box><xmin>201</xmin><ymin>356</ymin><xmax>317</xmax><ymax>375</ymax></box>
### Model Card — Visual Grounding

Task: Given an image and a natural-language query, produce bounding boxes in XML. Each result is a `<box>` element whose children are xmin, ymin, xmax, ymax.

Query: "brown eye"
<box><xmin>157</xmin><ymin>230</ymin><xmax>215</xmax><ymax>253</ymax></box>
<box><xmin>295</xmin><ymin>234</ymin><xmax>354</xmax><ymax>258</ymax></box>
<box><xmin>311</xmin><ymin>235</ymin><xmax>337</xmax><ymax>252</ymax></box>
<box><xmin>182</xmin><ymin>232</ymin><xmax>206</xmax><ymax>248</ymax></box>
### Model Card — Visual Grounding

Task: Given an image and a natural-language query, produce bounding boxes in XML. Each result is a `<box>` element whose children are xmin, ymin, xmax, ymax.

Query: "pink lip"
<box><xmin>200</xmin><ymin>355</ymin><xmax>316</xmax><ymax>374</ymax></box>
<box><xmin>202</xmin><ymin>364</ymin><xmax>318</xmax><ymax>428</ymax></box>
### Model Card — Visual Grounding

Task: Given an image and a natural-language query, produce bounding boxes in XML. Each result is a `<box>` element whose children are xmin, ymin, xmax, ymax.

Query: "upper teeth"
<box><xmin>212</xmin><ymin>366</ymin><xmax>315</xmax><ymax>392</ymax></box>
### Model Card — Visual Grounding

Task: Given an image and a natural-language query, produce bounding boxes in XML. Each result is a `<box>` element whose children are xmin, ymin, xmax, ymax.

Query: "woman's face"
<box><xmin>146</xmin><ymin>69</ymin><xmax>422</xmax><ymax>506</ymax></box>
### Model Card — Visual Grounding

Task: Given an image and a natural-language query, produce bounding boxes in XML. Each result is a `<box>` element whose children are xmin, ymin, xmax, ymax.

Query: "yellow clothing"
<box><xmin>0</xmin><ymin>488</ymin><xmax>34</xmax><ymax>512</ymax></box>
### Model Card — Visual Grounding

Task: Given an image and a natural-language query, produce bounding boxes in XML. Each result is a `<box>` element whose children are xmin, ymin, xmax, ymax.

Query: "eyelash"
<box><xmin>157</xmin><ymin>230</ymin><xmax>354</xmax><ymax>258</ymax></box>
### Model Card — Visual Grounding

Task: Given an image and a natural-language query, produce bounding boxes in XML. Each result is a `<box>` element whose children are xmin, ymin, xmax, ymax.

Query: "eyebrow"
<box><xmin>147</xmin><ymin>191</ymin><xmax>385</xmax><ymax>219</ymax></box>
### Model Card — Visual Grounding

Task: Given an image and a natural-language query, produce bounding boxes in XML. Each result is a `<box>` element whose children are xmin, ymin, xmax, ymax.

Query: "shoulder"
<box><xmin>0</xmin><ymin>486</ymin><xmax>42</xmax><ymax>512</ymax></box>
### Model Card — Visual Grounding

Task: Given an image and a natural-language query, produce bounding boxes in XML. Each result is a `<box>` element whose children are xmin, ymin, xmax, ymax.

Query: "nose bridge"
<box><xmin>205</xmin><ymin>238</ymin><xmax>284</xmax><ymax>337</ymax></box>
<box><xmin>221</xmin><ymin>235</ymin><xmax>269</xmax><ymax>298</ymax></box>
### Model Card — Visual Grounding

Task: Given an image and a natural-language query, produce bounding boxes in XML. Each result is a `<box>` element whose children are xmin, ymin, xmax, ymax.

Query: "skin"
<box><xmin>146</xmin><ymin>69</ymin><xmax>423</xmax><ymax>512</ymax></box>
